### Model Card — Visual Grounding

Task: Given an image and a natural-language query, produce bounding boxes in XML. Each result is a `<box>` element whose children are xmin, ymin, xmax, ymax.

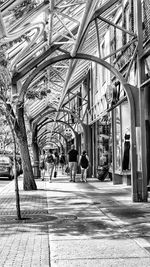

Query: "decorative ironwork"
<box><xmin>0</xmin><ymin>49</ymin><xmax>11</xmax><ymax>99</ymax></box>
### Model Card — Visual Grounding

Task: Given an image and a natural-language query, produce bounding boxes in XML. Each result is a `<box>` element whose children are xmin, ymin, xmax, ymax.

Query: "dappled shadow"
<box><xmin>0</xmin><ymin>213</ymin><xmax>130</xmax><ymax>240</ymax></box>
<box><xmin>0</xmin><ymin>179</ymin><xmax>149</xmax><ymax>243</ymax></box>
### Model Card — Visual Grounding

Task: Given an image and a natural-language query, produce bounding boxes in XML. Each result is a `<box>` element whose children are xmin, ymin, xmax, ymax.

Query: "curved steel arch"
<box><xmin>39</xmin><ymin>133</ymin><xmax>64</xmax><ymax>148</ymax></box>
<box><xmin>37</xmin><ymin>130</ymin><xmax>68</xmax><ymax>144</ymax></box>
<box><xmin>19</xmin><ymin>53</ymin><xmax>131</xmax><ymax>103</ymax></box>
<box><xmin>33</xmin><ymin>108</ymin><xmax>84</xmax><ymax>128</ymax></box>
<box><xmin>36</xmin><ymin>119</ymin><xmax>76</xmax><ymax>148</ymax></box>
<box><xmin>21</xmin><ymin>53</ymin><xmax>136</xmax><ymax>176</ymax></box>
<box><xmin>40</xmin><ymin>140</ymin><xmax>60</xmax><ymax>150</ymax></box>
<box><xmin>32</xmin><ymin>116</ymin><xmax>76</xmax><ymax>147</ymax></box>
<box><xmin>39</xmin><ymin>137</ymin><xmax>63</xmax><ymax>149</ymax></box>
<box><xmin>32</xmin><ymin>108</ymin><xmax>84</xmax><ymax>140</ymax></box>
<box><xmin>19</xmin><ymin>52</ymin><xmax>137</xmax><ymax>200</ymax></box>
<box><xmin>37</xmin><ymin>120</ymin><xmax>77</xmax><ymax>149</ymax></box>
<box><xmin>37</xmin><ymin>119</ymin><xmax>77</xmax><ymax>136</ymax></box>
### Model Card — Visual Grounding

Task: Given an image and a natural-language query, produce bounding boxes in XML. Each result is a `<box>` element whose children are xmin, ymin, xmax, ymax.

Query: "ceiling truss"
<box><xmin>0</xmin><ymin>0</ymin><xmax>142</xmax><ymax>148</ymax></box>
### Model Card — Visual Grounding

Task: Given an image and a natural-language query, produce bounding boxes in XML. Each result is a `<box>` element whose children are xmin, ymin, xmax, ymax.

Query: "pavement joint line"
<box><xmin>134</xmin><ymin>238</ymin><xmax>150</xmax><ymax>254</ymax></box>
<box><xmin>95</xmin><ymin>206</ymin><xmax>150</xmax><ymax>255</ymax></box>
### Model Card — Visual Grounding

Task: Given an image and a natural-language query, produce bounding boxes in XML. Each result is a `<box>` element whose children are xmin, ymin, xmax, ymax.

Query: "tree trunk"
<box><xmin>2</xmin><ymin>106</ymin><xmax>22</xmax><ymax>219</ymax></box>
<box><xmin>32</xmin><ymin>141</ymin><xmax>40</xmax><ymax>179</ymax></box>
<box><xmin>8</xmin><ymin>116</ymin><xmax>22</xmax><ymax>219</ymax></box>
<box><xmin>19</xmin><ymin>136</ymin><xmax>37</xmax><ymax>190</ymax></box>
<box><xmin>17</xmin><ymin>104</ymin><xmax>37</xmax><ymax>190</ymax></box>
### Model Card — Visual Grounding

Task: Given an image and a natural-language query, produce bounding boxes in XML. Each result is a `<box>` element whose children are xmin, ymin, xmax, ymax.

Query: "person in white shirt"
<box><xmin>39</xmin><ymin>150</ymin><xmax>46</xmax><ymax>181</ymax></box>
<box><xmin>46</xmin><ymin>150</ymin><xmax>55</xmax><ymax>182</ymax></box>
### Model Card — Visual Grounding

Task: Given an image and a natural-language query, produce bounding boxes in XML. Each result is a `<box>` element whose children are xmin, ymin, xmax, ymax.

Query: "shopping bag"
<box><xmin>65</xmin><ymin>166</ymin><xmax>70</xmax><ymax>173</ymax></box>
<box><xmin>54</xmin><ymin>171</ymin><xmax>57</xmax><ymax>178</ymax></box>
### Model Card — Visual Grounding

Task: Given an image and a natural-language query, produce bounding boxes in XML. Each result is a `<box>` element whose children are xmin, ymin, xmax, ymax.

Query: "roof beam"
<box><xmin>12</xmin><ymin>44</ymin><xmax>61</xmax><ymax>84</ymax></box>
<box><xmin>0</xmin><ymin>11</ymin><xmax>6</xmax><ymax>38</ymax></box>
<box><xmin>0</xmin><ymin>0</ymin><xmax>25</xmax><ymax>13</ymax></box>
<box><xmin>140</xmin><ymin>47</ymin><xmax>150</xmax><ymax>60</ymax></box>
<box><xmin>92</xmin><ymin>0</ymin><xmax>119</xmax><ymax>21</ymax></box>
<box><xmin>98</xmin><ymin>15</ymin><xmax>136</xmax><ymax>37</ymax></box>
<box><xmin>12</xmin><ymin>0</ymin><xmax>120</xmax><ymax>85</ymax></box>
<box><xmin>12</xmin><ymin>28</ymin><xmax>79</xmax><ymax>83</ymax></box>
<box><xmin>48</xmin><ymin>0</ymin><xmax>54</xmax><ymax>45</ymax></box>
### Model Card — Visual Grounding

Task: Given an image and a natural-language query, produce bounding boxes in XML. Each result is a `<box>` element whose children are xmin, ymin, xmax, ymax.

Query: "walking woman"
<box><xmin>39</xmin><ymin>150</ymin><xmax>46</xmax><ymax>181</ymax></box>
<box><xmin>46</xmin><ymin>150</ymin><xmax>55</xmax><ymax>182</ymax></box>
<box><xmin>79</xmin><ymin>150</ymin><xmax>89</xmax><ymax>182</ymax></box>
<box><xmin>59</xmin><ymin>151</ymin><xmax>66</xmax><ymax>174</ymax></box>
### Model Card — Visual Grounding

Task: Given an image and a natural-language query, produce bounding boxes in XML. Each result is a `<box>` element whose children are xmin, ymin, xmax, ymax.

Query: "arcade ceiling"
<box><xmin>0</xmin><ymin>0</ymin><xmax>138</xmax><ymax>148</ymax></box>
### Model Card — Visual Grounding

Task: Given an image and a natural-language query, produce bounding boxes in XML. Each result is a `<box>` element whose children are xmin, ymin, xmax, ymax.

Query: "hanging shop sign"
<box><xmin>64</xmin><ymin>128</ymin><xmax>73</xmax><ymax>139</ymax></box>
<box><xmin>106</xmin><ymin>83</ymin><xmax>120</xmax><ymax>106</ymax></box>
<box><xmin>106</xmin><ymin>85</ymin><xmax>113</xmax><ymax>104</ymax></box>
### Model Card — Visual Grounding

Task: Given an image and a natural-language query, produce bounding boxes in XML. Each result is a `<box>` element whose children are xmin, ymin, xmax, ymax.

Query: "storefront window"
<box><xmin>113</xmin><ymin>101</ymin><xmax>131</xmax><ymax>173</ymax></box>
<box><xmin>108</xmin><ymin>116</ymin><xmax>113</xmax><ymax>171</ymax></box>
<box><xmin>97</xmin><ymin>116</ymin><xmax>111</xmax><ymax>168</ymax></box>
<box><xmin>121</xmin><ymin>102</ymin><xmax>131</xmax><ymax>171</ymax></box>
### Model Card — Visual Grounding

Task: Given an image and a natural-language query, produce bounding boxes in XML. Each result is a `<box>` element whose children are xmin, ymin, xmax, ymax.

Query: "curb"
<box><xmin>0</xmin><ymin>179</ymin><xmax>14</xmax><ymax>194</ymax></box>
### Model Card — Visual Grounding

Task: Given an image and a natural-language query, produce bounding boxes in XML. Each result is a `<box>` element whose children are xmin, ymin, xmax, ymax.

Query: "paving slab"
<box><xmin>0</xmin><ymin>174</ymin><xmax>149</xmax><ymax>267</ymax></box>
<box><xmin>51</xmin><ymin>258</ymin><xmax>150</xmax><ymax>267</ymax></box>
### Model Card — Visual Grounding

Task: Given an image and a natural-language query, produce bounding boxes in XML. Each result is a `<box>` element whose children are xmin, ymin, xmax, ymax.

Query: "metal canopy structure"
<box><xmin>0</xmin><ymin>0</ymin><xmax>137</xmax><ymax>148</ymax></box>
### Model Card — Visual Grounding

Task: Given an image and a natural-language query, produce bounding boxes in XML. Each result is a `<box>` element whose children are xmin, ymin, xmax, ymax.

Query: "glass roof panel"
<box><xmin>0</xmin><ymin>0</ymin><xmax>121</xmax><ymax>146</ymax></box>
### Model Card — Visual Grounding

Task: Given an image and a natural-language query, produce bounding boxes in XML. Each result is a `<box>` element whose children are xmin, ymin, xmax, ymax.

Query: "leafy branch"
<box><xmin>13</xmin><ymin>0</ymin><xmax>37</xmax><ymax>19</ymax></box>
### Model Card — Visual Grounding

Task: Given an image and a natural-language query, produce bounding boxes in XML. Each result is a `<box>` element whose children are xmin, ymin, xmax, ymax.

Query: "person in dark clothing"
<box><xmin>46</xmin><ymin>150</ymin><xmax>55</xmax><ymax>182</ymax></box>
<box><xmin>79</xmin><ymin>150</ymin><xmax>89</xmax><ymax>182</ymax></box>
<box><xmin>60</xmin><ymin>152</ymin><xmax>66</xmax><ymax>174</ymax></box>
<box><xmin>122</xmin><ymin>134</ymin><xmax>130</xmax><ymax>171</ymax></box>
<box><xmin>54</xmin><ymin>151</ymin><xmax>59</xmax><ymax>171</ymax></box>
<box><xmin>68</xmin><ymin>144</ymin><xmax>78</xmax><ymax>182</ymax></box>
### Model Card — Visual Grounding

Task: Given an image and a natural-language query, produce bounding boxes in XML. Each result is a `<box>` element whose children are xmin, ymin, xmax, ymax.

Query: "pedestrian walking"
<box><xmin>59</xmin><ymin>151</ymin><xmax>66</xmax><ymax>174</ymax></box>
<box><xmin>54</xmin><ymin>151</ymin><xmax>59</xmax><ymax>172</ymax></box>
<box><xmin>39</xmin><ymin>150</ymin><xmax>46</xmax><ymax>181</ymax></box>
<box><xmin>79</xmin><ymin>150</ymin><xmax>89</xmax><ymax>182</ymax></box>
<box><xmin>68</xmin><ymin>144</ymin><xmax>78</xmax><ymax>182</ymax></box>
<box><xmin>46</xmin><ymin>150</ymin><xmax>55</xmax><ymax>182</ymax></box>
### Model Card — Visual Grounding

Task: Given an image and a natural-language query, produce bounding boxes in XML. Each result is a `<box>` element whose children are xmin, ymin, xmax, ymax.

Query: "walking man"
<box><xmin>68</xmin><ymin>144</ymin><xmax>78</xmax><ymax>182</ymax></box>
<box><xmin>46</xmin><ymin>150</ymin><xmax>55</xmax><ymax>182</ymax></box>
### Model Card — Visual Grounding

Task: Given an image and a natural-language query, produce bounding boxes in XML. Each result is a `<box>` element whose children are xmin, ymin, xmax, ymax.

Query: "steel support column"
<box><xmin>136</xmin><ymin>0</ymin><xmax>148</xmax><ymax>201</ymax></box>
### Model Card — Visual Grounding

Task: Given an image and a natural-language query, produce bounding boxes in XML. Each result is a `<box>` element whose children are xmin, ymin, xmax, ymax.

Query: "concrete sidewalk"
<box><xmin>0</xmin><ymin>173</ymin><xmax>150</xmax><ymax>267</ymax></box>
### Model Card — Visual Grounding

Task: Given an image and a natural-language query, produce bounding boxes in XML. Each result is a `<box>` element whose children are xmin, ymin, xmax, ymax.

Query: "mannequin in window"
<box><xmin>122</xmin><ymin>134</ymin><xmax>130</xmax><ymax>171</ymax></box>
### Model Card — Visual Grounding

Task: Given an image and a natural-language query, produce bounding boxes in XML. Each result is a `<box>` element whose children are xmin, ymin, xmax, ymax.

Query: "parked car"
<box><xmin>0</xmin><ymin>155</ymin><xmax>14</xmax><ymax>180</ymax></box>
<box><xmin>9</xmin><ymin>155</ymin><xmax>23</xmax><ymax>177</ymax></box>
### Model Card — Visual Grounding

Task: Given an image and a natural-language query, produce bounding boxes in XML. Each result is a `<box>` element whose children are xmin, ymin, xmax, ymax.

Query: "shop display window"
<box><xmin>97</xmin><ymin>101</ymin><xmax>131</xmax><ymax>176</ymax></box>
<box><xmin>113</xmin><ymin>102</ymin><xmax>131</xmax><ymax>173</ymax></box>
<box><xmin>121</xmin><ymin>102</ymin><xmax>131</xmax><ymax>171</ymax></box>
<box><xmin>97</xmin><ymin>116</ymin><xmax>111</xmax><ymax>169</ymax></box>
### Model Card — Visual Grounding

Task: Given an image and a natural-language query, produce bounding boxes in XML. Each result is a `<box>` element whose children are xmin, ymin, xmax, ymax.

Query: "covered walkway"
<box><xmin>0</xmin><ymin>170</ymin><xmax>150</xmax><ymax>266</ymax></box>
<box><xmin>0</xmin><ymin>0</ymin><xmax>150</xmax><ymax>201</ymax></box>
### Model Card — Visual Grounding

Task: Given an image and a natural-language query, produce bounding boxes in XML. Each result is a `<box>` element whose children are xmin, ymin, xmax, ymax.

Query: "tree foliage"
<box><xmin>0</xmin><ymin>48</ymin><xmax>37</xmax><ymax>190</ymax></box>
